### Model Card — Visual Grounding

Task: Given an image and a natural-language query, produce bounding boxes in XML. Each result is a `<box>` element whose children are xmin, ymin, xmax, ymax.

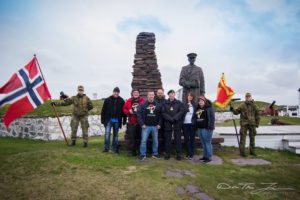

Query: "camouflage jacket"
<box><xmin>232</xmin><ymin>101</ymin><xmax>260</xmax><ymax>126</ymax></box>
<box><xmin>56</xmin><ymin>94</ymin><xmax>93</xmax><ymax>116</ymax></box>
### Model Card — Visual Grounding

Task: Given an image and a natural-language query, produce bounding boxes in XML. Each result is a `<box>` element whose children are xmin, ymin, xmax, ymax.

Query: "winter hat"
<box><xmin>113</xmin><ymin>87</ymin><xmax>120</xmax><ymax>93</ymax></box>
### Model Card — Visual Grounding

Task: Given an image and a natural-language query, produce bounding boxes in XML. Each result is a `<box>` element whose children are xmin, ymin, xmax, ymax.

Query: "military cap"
<box><xmin>245</xmin><ymin>92</ymin><xmax>251</xmax><ymax>97</ymax></box>
<box><xmin>167</xmin><ymin>89</ymin><xmax>175</xmax><ymax>95</ymax></box>
<box><xmin>78</xmin><ymin>85</ymin><xmax>84</xmax><ymax>91</ymax></box>
<box><xmin>187</xmin><ymin>53</ymin><xmax>197</xmax><ymax>58</ymax></box>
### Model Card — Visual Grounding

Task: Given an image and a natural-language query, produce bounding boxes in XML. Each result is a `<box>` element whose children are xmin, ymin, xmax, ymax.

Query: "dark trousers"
<box><xmin>165</xmin><ymin>129</ymin><xmax>182</xmax><ymax>156</ymax></box>
<box><xmin>158</xmin><ymin>127</ymin><xmax>165</xmax><ymax>152</ymax></box>
<box><xmin>127</xmin><ymin>123</ymin><xmax>141</xmax><ymax>154</ymax></box>
<box><xmin>183</xmin><ymin>124</ymin><xmax>195</xmax><ymax>157</ymax></box>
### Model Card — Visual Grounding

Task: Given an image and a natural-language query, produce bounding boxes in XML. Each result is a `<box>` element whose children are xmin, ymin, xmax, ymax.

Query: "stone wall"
<box><xmin>0</xmin><ymin>112</ymin><xmax>237</xmax><ymax>140</ymax></box>
<box><xmin>0</xmin><ymin>115</ymin><xmax>105</xmax><ymax>141</ymax></box>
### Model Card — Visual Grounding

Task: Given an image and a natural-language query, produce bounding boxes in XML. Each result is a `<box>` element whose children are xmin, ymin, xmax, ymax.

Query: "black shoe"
<box><xmin>140</xmin><ymin>155</ymin><xmax>146</xmax><ymax>161</ymax></box>
<box><xmin>203</xmin><ymin>158</ymin><xmax>212</xmax><ymax>163</ymax></box>
<box><xmin>164</xmin><ymin>155</ymin><xmax>170</xmax><ymax>160</ymax></box>
<box><xmin>69</xmin><ymin>140</ymin><xmax>76</xmax><ymax>147</ymax></box>
<box><xmin>240</xmin><ymin>152</ymin><xmax>247</xmax><ymax>157</ymax></box>
<box><xmin>250</xmin><ymin>152</ymin><xmax>257</xmax><ymax>156</ymax></box>
<box><xmin>83</xmin><ymin>142</ymin><xmax>87</xmax><ymax>148</ymax></box>
<box><xmin>176</xmin><ymin>156</ymin><xmax>182</xmax><ymax>161</ymax></box>
<box><xmin>103</xmin><ymin>149</ymin><xmax>109</xmax><ymax>153</ymax></box>
<box><xmin>128</xmin><ymin>151</ymin><xmax>137</xmax><ymax>156</ymax></box>
<box><xmin>113</xmin><ymin>150</ymin><xmax>119</xmax><ymax>154</ymax></box>
<box><xmin>152</xmin><ymin>155</ymin><xmax>160</xmax><ymax>159</ymax></box>
<box><xmin>199</xmin><ymin>157</ymin><xmax>206</xmax><ymax>161</ymax></box>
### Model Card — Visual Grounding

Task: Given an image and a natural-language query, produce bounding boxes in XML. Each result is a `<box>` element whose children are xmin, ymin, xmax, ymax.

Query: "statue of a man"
<box><xmin>179</xmin><ymin>53</ymin><xmax>205</xmax><ymax>103</ymax></box>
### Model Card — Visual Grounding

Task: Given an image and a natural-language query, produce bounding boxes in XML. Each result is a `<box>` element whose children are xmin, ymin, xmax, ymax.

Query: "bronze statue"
<box><xmin>179</xmin><ymin>53</ymin><xmax>205</xmax><ymax>103</ymax></box>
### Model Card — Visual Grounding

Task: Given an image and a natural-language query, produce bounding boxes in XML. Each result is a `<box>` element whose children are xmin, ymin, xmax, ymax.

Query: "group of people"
<box><xmin>102</xmin><ymin>87</ymin><xmax>215</xmax><ymax>162</ymax></box>
<box><xmin>52</xmin><ymin>52</ymin><xmax>260</xmax><ymax>160</ymax></box>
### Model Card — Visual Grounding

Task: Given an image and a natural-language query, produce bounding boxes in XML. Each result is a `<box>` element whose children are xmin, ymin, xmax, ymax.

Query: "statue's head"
<box><xmin>187</xmin><ymin>53</ymin><xmax>197</xmax><ymax>65</ymax></box>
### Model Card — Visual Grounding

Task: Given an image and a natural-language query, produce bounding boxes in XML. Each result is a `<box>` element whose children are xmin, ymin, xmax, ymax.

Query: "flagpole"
<box><xmin>229</xmin><ymin>102</ymin><xmax>242</xmax><ymax>154</ymax></box>
<box><xmin>34</xmin><ymin>54</ymin><xmax>69</xmax><ymax>146</ymax></box>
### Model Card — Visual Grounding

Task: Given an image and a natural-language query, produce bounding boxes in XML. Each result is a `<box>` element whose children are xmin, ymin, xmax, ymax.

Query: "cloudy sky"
<box><xmin>0</xmin><ymin>0</ymin><xmax>299</xmax><ymax>105</ymax></box>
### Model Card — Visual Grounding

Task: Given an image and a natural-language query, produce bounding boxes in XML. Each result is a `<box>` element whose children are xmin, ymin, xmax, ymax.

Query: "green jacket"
<box><xmin>232</xmin><ymin>101</ymin><xmax>260</xmax><ymax>126</ymax></box>
<box><xmin>56</xmin><ymin>94</ymin><xmax>93</xmax><ymax>116</ymax></box>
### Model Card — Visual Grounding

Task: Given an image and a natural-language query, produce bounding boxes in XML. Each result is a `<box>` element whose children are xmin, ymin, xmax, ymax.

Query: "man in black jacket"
<box><xmin>161</xmin><ymin>90</ymin><xmax>185</xmax><ymax>160</ymax></box>
<box><xmin>155</xmin><ymin>88</ymin><xmax>167</xmax><ymax>153</ymax></box>
<box><xmin>101</xmin><ymin>87</ymin><xmax>127</xmax><ymax>153</ymax></box>
<box><xmin>137</xmin><ymin>90</ymin><xmax>161</xmax><ymax>161</ymax></box>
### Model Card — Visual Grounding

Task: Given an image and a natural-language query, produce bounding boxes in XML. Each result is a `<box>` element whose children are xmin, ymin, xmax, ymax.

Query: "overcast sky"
<box><xmin>0</xmin><ymin>0</ymin><xmax>299</xmax><ymax>105</ymax></box>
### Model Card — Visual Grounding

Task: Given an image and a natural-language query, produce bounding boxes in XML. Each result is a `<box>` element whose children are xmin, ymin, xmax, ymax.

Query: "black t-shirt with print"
<box><xmin>145</xmin><ymin>102</ymin><xmax>158</xmax><ymax>126</ymax></box>
<box><xmin>196</xmin><ymin>108</ymin><xmax>208</xmax><ymax>128</ymax></box>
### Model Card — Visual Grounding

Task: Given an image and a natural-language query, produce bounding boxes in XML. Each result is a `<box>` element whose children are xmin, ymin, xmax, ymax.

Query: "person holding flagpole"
<box><xmin>52</xmin><ymin>85</ymin><xmax>93</xmax><ymax>148</ymax></box>
<box><xmin>230</xmin><ymin>93</ymin><xmax>260</xmax><ymax>157</ymax></box>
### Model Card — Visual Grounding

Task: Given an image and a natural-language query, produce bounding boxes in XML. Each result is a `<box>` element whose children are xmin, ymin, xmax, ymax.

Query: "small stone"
<box><xmin>230</xmin><ymin>158</ymin><xmax>271</xmax><ymax>166</ymax></box>
<box><xmin>166</xmin><ymin>170</ymin><xmax>183</xmax><ymax>178</ymax></box>
<box><xmin>176</xmin><ymin>186</ymin><xmax>185</xmax><ymax>195</ymax></box>
<box><xmin>186</xmin><ymin>185</ymin><xmax>199</xmax><ymax>194</ymax></box>
<box><xmin>194</xmin><ymin>192</ymin><xmax>215</xmax><ymax>200</ymax></box>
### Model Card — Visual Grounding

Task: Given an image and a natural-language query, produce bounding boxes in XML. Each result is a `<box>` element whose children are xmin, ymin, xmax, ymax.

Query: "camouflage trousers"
<box><xmin>70</xmin><ymin>115</ymin><xmax>89</xmax><ymax>142</ymax></box>
<box><xmin>239</xmin><ymin>125</ymin><xmax>256</xmax><ymax>154</ymax></box>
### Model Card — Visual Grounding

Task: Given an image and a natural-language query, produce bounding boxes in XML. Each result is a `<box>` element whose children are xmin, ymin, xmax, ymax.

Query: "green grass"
<box><xmin>0</xmin><ymin>99</ymin><xmax>103</xmax><ymax>117</ymax></box>
<box><xmin>0</xmin><ymin>136</ymin><xmax>299</xmax><ymax>199</ymax></box>
<box><xmin>213</xmin><ymin>100</ymin><xmax>282</xmax><ymax>112</ymax></box>
<box><xmin>216</xmin><ymin>116</ymin><xmax>300</xmax><ymax>126</ymax></box>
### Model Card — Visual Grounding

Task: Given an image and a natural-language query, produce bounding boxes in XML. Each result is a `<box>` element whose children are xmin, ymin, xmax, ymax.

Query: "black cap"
<box><xmin>113</xmin><ymin>87</ymin><xmax>120</xmax><ymax>93</ymax></box>
<box><xmin>167</xmin><ymin>89</ymin><xmax>175</xmax><ymax>95</ymax></box>
<box><xmin>187</xmin><ymin>53</ymin><xmax>197</xmax><ymax>58</ymax></box>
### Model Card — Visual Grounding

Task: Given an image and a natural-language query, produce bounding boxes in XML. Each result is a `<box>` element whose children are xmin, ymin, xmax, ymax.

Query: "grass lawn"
<box><xmin>0</xmin><ymin>136</ymin><xmax>299</xmax><ymax>200</ymax></box>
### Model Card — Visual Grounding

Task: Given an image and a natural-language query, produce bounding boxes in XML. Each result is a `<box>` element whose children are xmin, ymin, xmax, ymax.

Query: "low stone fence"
<box><xmin>0</xmin><ymin>115</ymin><xmax>104</xmax><ymax>141</ymax></box>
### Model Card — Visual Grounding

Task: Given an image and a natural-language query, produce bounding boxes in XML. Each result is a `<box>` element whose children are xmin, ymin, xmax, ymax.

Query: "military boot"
<box><xmin>250</xmin><ymin>152</ymin><xmax>257</xmax><ymax>156</ymax></box>
<box><xmin>240</xmin><ymin>152</ymin><xmax>247</xmax><ymax>157</ymax></box>
<box><xmin>70</xmin><ymin>140</ymin><xmax>76</xmax><ymax>147</ymax></box>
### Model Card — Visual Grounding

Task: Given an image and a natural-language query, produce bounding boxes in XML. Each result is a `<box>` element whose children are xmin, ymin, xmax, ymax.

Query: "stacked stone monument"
<box><xmin>131</xmin><ymin>32</ymin><xmax>163</xmax><ymax>98</ymax></box>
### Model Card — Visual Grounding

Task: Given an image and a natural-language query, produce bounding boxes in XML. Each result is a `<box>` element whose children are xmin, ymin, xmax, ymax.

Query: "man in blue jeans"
<box><xmin>101</xmin><ymin>87</ymin><xmax>126</xmax><ymax>153</ymax></box>
<box><xmin>137</xmin><ymin>90</ymin><xmax>162</xmax><ymax>161</ymax></box>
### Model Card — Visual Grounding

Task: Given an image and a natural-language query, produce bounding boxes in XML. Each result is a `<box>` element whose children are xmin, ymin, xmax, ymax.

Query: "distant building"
<box><xmin>93</xmin><ymin>93</ymin><xmax>98</xmax><ymax>100</ymax></box>
<box><xmin>280</xmin><ymin>106</ymin><xmax>299</xmax><ymax>117</ymax></box>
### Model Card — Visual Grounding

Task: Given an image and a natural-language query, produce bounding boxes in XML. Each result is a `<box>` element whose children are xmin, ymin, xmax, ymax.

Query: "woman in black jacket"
<box><xmin>182</xmin><ymin>92</ymin><xmax>197</xmax><ymax>160</ymax></box>
<box><xmin>195</xmin><ymin>96</ymin><xmax>215</xmax><ymax>163</ymax></box>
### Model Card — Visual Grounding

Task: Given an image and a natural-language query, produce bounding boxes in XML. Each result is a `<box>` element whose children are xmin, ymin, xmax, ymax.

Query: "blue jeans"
<box><xmin>140</xmin><ymin>126</ymin><xmax>158</xmax><ymax>157</ymax></box>
<box><xmin>197</xmin><ymin>129</ymin><xmax>213</xmax><ymax>159</ymax></box>
<box><xmin>104</xmin><ymin>121</ymin><xmax>119</xmax><ymax>152</ymax></box>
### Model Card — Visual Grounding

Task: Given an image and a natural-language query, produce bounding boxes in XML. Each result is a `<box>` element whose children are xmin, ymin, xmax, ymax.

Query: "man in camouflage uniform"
<box><xmin>53</xmin><ymin>85</ymin><xmax>93</xmax><ymax>147</ymax></box>
<box><xmin>230</xmin><ymin>93</ymin><xmax>260</xmax><ymax>157</ymax></box>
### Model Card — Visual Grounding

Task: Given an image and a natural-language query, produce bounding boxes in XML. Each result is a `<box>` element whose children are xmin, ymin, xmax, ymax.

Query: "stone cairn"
<box><xmin>131</xmin><ymin>32</ymin><xmax>163</xmax><ymax>98</ymax></box>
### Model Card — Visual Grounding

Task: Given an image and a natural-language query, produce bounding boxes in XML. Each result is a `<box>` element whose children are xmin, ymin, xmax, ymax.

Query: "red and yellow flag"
<box><xmin>215</xmin><ymin>73</ymin><xmax>235</xmax><ymax>108</ymax></box>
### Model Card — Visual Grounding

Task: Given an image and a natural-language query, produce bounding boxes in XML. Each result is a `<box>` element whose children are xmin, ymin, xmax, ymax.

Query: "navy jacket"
<box><xmin>161</xmin><ymin>99</ymin><xmax>185</xmax><ymax>131</ymax></box>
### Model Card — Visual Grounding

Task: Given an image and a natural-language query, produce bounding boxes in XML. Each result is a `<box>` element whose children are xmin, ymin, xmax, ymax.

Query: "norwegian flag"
<box><xmin>0</xmin><ymin>57</ymin><xmax>51</xmax><ymax>127</ymax></box>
